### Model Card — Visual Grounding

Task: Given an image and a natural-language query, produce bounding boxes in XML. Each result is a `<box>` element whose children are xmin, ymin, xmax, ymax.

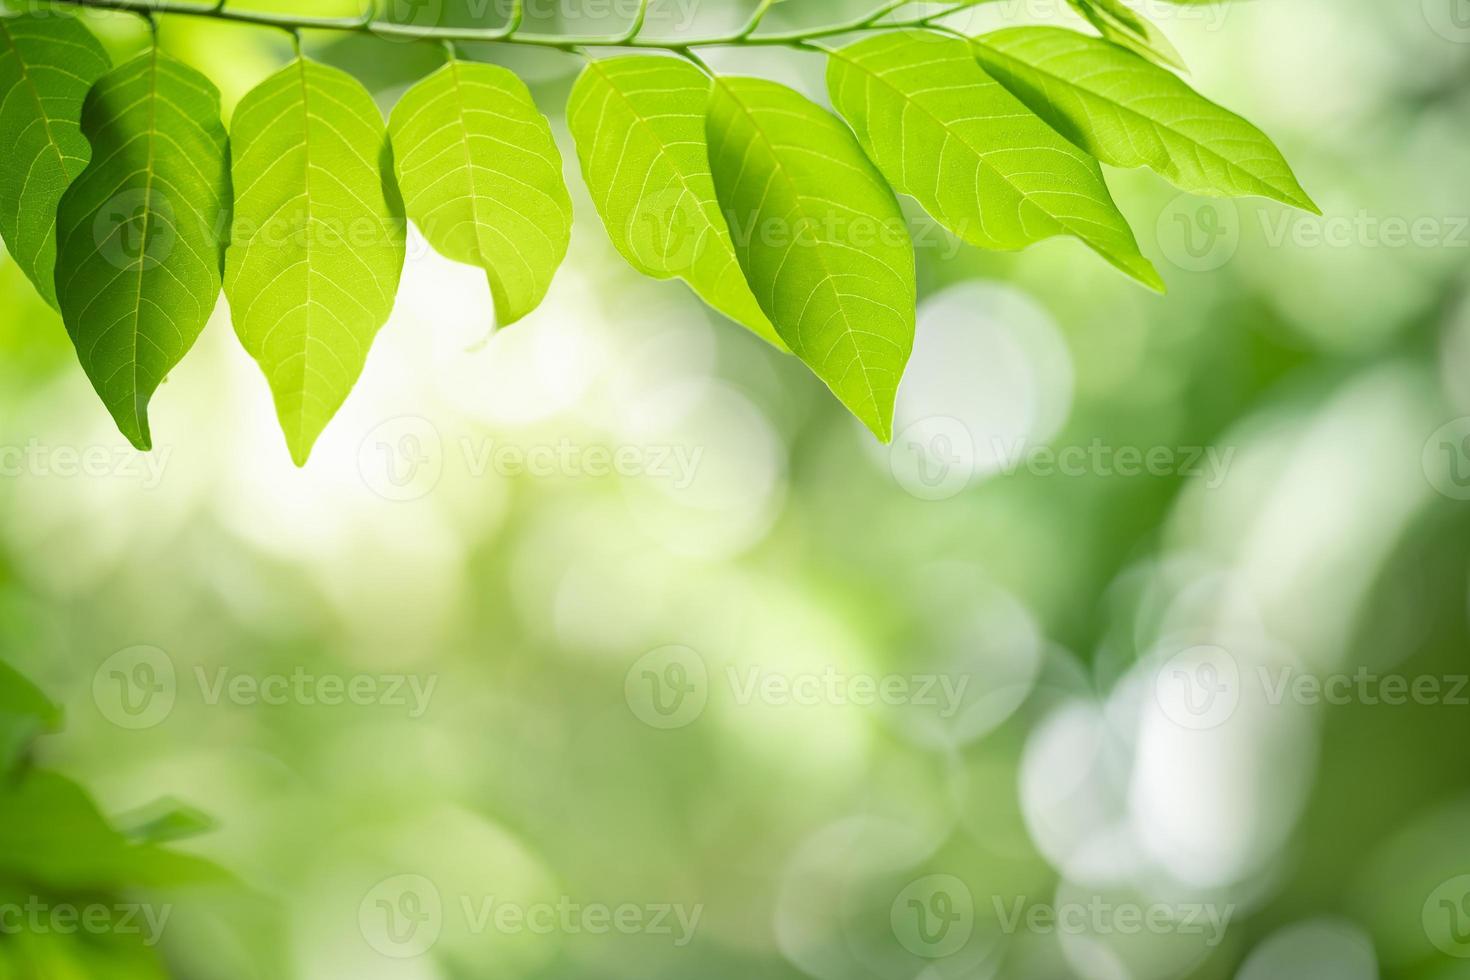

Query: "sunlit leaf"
<box><xmin>974</xmin><ymin>27</ymin><xmax>1319</xmax><ymax>211</ymax></box>
<box><xmin>566</xmin><ymin>55</ymin><xmax>784</xmax><ymax>349</ymax></box>
<box><xmin>826</xmin><ymin>30</ymin><xmax>1163</xmax><ymax>290</ymax></box>
<box><xmin>53</xmin><ymin>48</ymin><xmax>229</xmax><ymax>451</ymax></box>
<box><xmin>1066</xmin><ymin>0</ymin><xmax>1185</xmax><ymax>71</ymax></box>
<box><xmin>223</xmin><ymin>57</ymin><xmax>406</xmax><ymax>466</ymax></box>
<box><xmin>706</xmin><ymin>76</ymin><xmax>915</xmax><ymax>441</ymax></box>
<box><xmin>390</xmin><ymin>58</ymin><xmax>570</xmax><ymax>327</ymax></box>
<box><xmin>0</xmin><ymin>14</ymin><xmax>110</xmax><ymax>309</ymax></box>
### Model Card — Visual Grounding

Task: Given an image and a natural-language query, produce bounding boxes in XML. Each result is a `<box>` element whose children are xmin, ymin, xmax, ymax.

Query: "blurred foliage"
<box><xmin>3</xmin><ymin>0</ymin><xmax>1470</xmax><ymax>978</ymax></box>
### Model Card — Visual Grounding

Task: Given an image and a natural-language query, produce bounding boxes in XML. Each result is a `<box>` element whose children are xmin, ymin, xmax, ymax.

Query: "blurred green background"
<box><xmin>4</xmin><ymin>0</ymin><xmax>1470</xmax><ymax>977</ymax></box>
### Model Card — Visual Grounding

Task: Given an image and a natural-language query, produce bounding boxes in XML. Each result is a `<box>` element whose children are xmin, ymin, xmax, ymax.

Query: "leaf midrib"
<box><xmin>975</xmin><ymin>35</ymin><xmax>1301</xmax><ymax>204</ymax></box>
<box><xmin>828</xmin><ymin>41</ymin><xmax>1096</xmax><ymax>243</ymax></box>
<box><xmin>445</xmin><ymin>58</ymin><xmax>494</xmax><ymax>277</ymax></box>
<box><xmin>714</xmin><ymin>79</ymin><xmax>882</xmax><ymax>424</ymax></box>
<box><xmin>293</xmin><ymin>55</ymin><xmax>316</xmax><ymax>450</ymax></box>
<box><xmin>0</xmin><ymin>20</ymin><xmax>70</xmax><ymax>281</ymax></box>
<box><xmin>584</xmin><ymin>58</ymin><xmax>711</xmax><ymax>277</ymax></box>
<box><xmin>128</xmin><ymin>46</ymin><xmax>162</xmax><ymax>444</ymax></box>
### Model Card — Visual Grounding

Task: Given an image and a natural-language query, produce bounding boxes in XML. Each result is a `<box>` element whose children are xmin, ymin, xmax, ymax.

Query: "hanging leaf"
<box><xmin>973</xmin><ymin>27</ymin><xmax>1319</xmax><ymax>212</ymax></box>
<box><xmin>826</xmin><ymin>30</ymin><xmax>1163</xmax><ymax>290</ymax></box>
<box><xmin>566</xmin><ymin>55</ymin><xmax>784</xmax><ymax>349</ymax></box>
<box><xmin>1066</xmin><ymin>0</ymin><xmax>1185</xmax><ymax>71</ymax></box>
<box><xmin>0</xmin><ymin>14</ymin><xmax>110</xmax><ymax>310</ymax></box>
<box><xmin>223</xmin><ymin>57</ymin><xmax>406</xmax><ymax>466</ymax></box>
<box><xmin>706</xmin><ymin>76</ymin><xmax>915</xmax><ymax>441</ymax></box>
<box><xmin>53</xmin><ymin>47</ymin><xmax>229</xmax><ymax>451</ymax></box>
<box><xmin>390</xmin><ymin>59</ymin><xmax>570</xmax><ymax>327</ymax></box>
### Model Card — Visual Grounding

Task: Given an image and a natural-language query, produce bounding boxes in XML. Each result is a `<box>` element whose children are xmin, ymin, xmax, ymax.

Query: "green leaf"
<box><xmin>0</xmin><ymin>770</ymin><xmax>224</xmax><ymax>890</ymax></box>
<box><xmin>705</xmin><ymin>76</ymin><xmax>915</xmax><ymax>441</ymax></box>
<box><xmin>973</xmin><ymin>27</ymin><xmax>1319</xmax><ymax>212</ymax></box>
<box><xmin>53</xmin><ymin>47</ymin><xmax>229</xmax><ymax>451</ymax></box>
<box><xmin>390</xmin><ymin>59</ymin><xmax>570</xmax><ymax>327</ymax></box>
<box><xmin>0</xmin><ymin>658</ymin><xmax>60</xmax><ymax>775</ymax></box>
<box><xmin>1066</xmin><ymin>0</ymin><xmax>1185</xmax><ymax>71</ymax></box>
<box><xmin>566</xmin><ymin>56</ymin><xmax>784</xmax><ymax>350</ymax></box>
<box><xmin>113</xmin><ymin>796</ymin><xmax>217</xmax><ymax>844</ymax></box>
<box><xmin>223</xmin><ymin>57</ymin><xmax>406</xmax><ymax>466</ymax></box>
<box><xmin>825</xmin><ymin>30</ymin><xmax>1162</xmax><ymax>291</ymax></box>
<box><xmin>0</xmin><ymin>14</ymin><xmax>110</xmax><ymax>310</ymax></box>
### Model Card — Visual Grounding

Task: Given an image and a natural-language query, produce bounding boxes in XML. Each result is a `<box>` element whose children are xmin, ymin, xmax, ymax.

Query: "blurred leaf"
<box><xmin>0</xmin><ymin>923</ymin><xmax>169</xmax><ymax>980</ymax></box>
<box><xmin>826</xmin><ymin>30</ymin><xmax>1163</xmax><ymax>290</ymax></box>
<box><xmin>706</xmin><ymin>75</ymin><xmax>915</xmax><ymax>441</ymax></box>
<box><xmin>0</xmin><ymin>14</ymin><xmax>110</xmax><ymax>310</ymax></box>
<box><xmin>390</xmin><ymin>59</ymin><xmax>570</xmax><ymax>327</ymax></box>
<box><xmin>223</xmin><ymin>57</ymin><xmax>406</xmax><ymax>467</ymax></box>
<box><xmin>0</xmin><ymin>658</ymin><xmax>60</xmax><ymax>774</ymax></box>
<box><xmin>1066</xmin><ymin>0</ymin><xmax>1185</xmax><ymax>70</ymax></box>
<box><xmin>114</xmin><ymin>796</ymin><xmax>217</xmax><ymax>844</ymax></box>
<box><xmin>0</xmin><ymin>770</ymin><xmax>225</xmax><ymax>890</ymax></box>
<box><xmin>566</xmin><ymin>56</ymin><xmax>785</xmax><ymax>350</ymax></box>
<box><xmin>53</xmin><ymin>47</ymin><xmax>229</xmax><ymax>451</ymax></box>
<box><xmin>974</xmin><ymin>28</ymin><xmax>1319</xmax><ymax>211</ymax></box>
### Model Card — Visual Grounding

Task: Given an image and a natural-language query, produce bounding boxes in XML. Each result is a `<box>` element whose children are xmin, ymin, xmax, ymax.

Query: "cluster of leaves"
<box><xmin>0</xmin><ymin>0</ymin><xmax>1315</xmax><ymax>460</ymax></box>
<box><xmin>0</xmin><ymin>658</ymin><xmax>227</xmax><ymax>977</ymax></box>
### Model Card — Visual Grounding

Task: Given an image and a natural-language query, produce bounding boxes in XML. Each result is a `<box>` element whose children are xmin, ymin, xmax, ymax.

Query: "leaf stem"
<box><xmin>37</xmin><ymin>0</ymin><xmax>956</xmax><ymax>50</ymax></box>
